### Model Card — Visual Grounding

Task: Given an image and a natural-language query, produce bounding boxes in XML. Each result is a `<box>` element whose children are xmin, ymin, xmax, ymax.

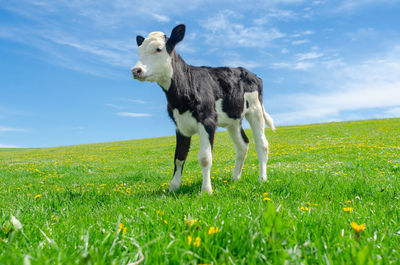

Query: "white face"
<box><xmin>132</xmin><ymin>32</ymin><xmax>173</xmax><ymax>87</ymax></box>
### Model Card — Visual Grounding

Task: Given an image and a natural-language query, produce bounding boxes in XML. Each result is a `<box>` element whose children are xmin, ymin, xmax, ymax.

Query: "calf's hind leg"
<box><xmin>227</xmin><ymin>122</ymin><xmax>249</xmax><ymax>181</ymax></box>
<box><xmin>170</xmin><ymin>130</ymin><xmax>191</xmax><ymax>192</ymax></box>
<box><xmin>245</xmin><ymin>110</ymin><xmax>269</xmax><ymax>182</ymax></box>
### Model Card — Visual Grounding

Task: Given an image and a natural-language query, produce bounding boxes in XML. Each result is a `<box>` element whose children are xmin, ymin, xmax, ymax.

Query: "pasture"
<box><xmin>0</xmin><ymin>118</ymin><xmax>399</xmax><ymax>264</ymax></box>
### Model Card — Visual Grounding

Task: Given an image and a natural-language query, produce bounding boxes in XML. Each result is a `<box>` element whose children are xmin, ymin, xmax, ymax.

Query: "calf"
<box><xmin>132</xmin><ymin>24</ymin><xmax>275</xmax><ymax>194</ymax></box>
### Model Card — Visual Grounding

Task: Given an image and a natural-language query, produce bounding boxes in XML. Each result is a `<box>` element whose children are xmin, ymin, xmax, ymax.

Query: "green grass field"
<box><xmin>1</xmin><ymin>118</ymin><xmax>399</xmax><ymax>264</ymax></box>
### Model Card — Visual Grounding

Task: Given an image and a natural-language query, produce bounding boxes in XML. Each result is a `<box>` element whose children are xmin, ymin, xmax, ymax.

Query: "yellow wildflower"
<box><xmin>343</xmin><ymin>207</ymin><xmax>353</xmax><ymax>212</ymax></box>
<box><xmin>156</xmin><ymin>210</ymin><xmax>165</xmax><ymax>216</ymax></box>
<box><xmin>34</xmin><ymin>194</ymin><xmax>42</xmax><ymax>199</ymax></box>
<box><xmin>163</xmin><ymin>219</ymin><xmax>168</xmax><ymax>224</ymax></box>
<box><xmin>346</xmin><ymin>200</ymin><xmax>352</xmax><ymax>204</ymax></box>
<box><xmin>208</xmin><ymin>227</ymin><xmax>221</xmax><ymax>235</ymax></box>
<box><xmin>118</xmin><ymin>223</ymin><xmax>127</xmax><ymax>234</ymax></box>
<box><xmin>188</xmin><ymin>236</ymin><xmax>201</xmax><ymax>246</ymax></box>
<box><xmin>351</xmin><ymin>222</ymin><xmax>366</xmax><ymax>233</ymax></box>
<box><xmin>263</xmin><ymin>197</ymin><xmax>272</xmax><ymax>201</ymax></box>
<box><xmin>193</xmin><ymin>237</ymin><xmax>201</xmax><ymax>246</ymax></box>
<box><xmin>300</xmin><ymin>207</ymin><xmax>309</xmax><ymax>211</ymax></box>
<box><xmin>263</xmin><ymin>192</ymin><xmax>269</xmax><ymax>196</ymax></box>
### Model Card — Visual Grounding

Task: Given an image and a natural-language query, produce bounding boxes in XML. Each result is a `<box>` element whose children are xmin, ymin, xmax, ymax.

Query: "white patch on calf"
<box><xmin>215</xmin><ymin>99</ymin><xmax>244</xmax><ymax>128</ymax></box>
<box><xmin>172</xmin><ymin>109</ymin><xmax>199</xmax><ymax>137</ymax></box>
<box><xmin>134</xmin><ymin>32</ymin><xmax>173</xmax><ymax>89</ymax></box>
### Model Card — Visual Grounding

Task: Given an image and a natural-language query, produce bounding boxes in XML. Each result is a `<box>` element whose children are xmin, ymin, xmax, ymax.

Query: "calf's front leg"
<box><xmin>198</xmin><ymin>123</ymin><xmax>215</xmax><ymax>194</ymax></box>
<box><xmin>170</xmin><ymin>130</ymin><xmax>191</xmax><ymax>192</ymax></box>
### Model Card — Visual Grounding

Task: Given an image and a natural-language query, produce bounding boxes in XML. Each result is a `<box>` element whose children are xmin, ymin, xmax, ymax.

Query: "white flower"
<box><xmin>11</xmin><ymin>215</ymin><xmax>23</xmax><ymax>231</ymax></box>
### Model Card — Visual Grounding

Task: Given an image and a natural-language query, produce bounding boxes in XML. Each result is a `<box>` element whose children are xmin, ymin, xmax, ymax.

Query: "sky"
<box><xmin>0</xmin><ymin>0</ymin><xmax>400</xmax><ymax>148</ymax></box>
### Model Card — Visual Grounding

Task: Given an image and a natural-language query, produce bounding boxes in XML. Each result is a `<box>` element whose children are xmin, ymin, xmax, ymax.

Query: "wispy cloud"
<box><xmin>153</xmin><ymin>14</ymin><xmax>171</xmax><ymax>23</ymax></box>
<box><xmin>121</xmin><ymin>98</ymin><xmax>147</xmax><ymax>104</ymax></box>
<box><xmin>335</xmin><ymin>0</ymin><xmax>400</xmax><ymax>12</ymax></box>
<box><xmin>297</xmin><ymin>52</ymin><xmax>324</xmax><ymax>61</ymax></box>
<box><xmin>202</xmin><ymin>10</ymin><xmax>285</xmax><ymax>48</ymax></box>
<box><xmin>0</xmin><ymin>126</ymin><xmax>26</xmax><ymax>132</ymax></box>
<box><xmin>291</xmin><ymin>39</ymin><xmax>309</xmax><ymax>45</ymax></box>
<box><xmin>271</xmin><ymin>46</ymin><xmax>400</xmax><ymax>125</ymax></box>
<box><xmin>117</xmin><ymin>112</ymin><xmax>151</xmax><ymax>117</ymax></box>
<box><xmin>105</xmin><ymin>104</ymin><xmax>125</xmax><ymax>110</ymax></box>
<box><xmin>254</xmin><ymin>9</ymin><xmax>297</xmax><ymax>25</ymax></box>
<box><xmin>0</xmin><ymin>144</ymin><xmax>19</xmax><ymax>148</ymax></box>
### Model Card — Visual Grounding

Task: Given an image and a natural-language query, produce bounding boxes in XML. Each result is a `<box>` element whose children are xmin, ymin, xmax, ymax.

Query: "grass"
<box><xmin>0</xmin><ymin>118</ymin><xmax>399</xmax><ymax>264</ymax></box>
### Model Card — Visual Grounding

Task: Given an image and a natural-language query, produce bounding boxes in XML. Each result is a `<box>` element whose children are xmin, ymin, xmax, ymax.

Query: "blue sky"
<box><xmin>1</xmin><ymin>0</ymin><xmax>400</xmax><ymax>148</ymax></box>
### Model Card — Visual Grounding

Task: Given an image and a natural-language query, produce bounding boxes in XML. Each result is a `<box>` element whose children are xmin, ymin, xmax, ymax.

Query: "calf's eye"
<box><xmin>155</xmin><ymin>47</ymin><xmax>162</xmax><ymax>53</ymax></box>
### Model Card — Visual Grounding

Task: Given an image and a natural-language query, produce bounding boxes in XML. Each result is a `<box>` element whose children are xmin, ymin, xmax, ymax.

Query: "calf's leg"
<box><xmin>227</xmin><ymin>122</ymin><xmax>249</xmax><ymax>181</ymax></box>
<box><xmin>170</xmin><ymin>130</ymin><xmax>191</xmax><ymax>192</ymax></box>
<box><xmin>245</xmin><ymin>110</ymin><xmax>269</xmax><ymax>182</ymax></box>
<box><xmin>198</xmin><ymin>123</ymin><xmax>215</xmax><ymax>194</ymax></box>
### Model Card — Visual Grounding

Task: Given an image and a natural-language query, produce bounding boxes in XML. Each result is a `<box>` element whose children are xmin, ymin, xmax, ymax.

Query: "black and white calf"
<box><xmin>132</xmin><ymin>24</ymin><xmax>275</xmax><ymax>194</ymax></box>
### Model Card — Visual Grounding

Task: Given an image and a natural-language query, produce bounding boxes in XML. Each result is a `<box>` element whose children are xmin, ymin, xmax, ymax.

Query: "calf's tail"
<box><xmin>262</xmin><ymin>105</ymin><xmax>275</xmax><ymax>131</ymax></box>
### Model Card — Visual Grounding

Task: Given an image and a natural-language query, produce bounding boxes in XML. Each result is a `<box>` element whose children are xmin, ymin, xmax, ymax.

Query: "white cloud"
<box><xmin>153</xmin><ymin>14</ymin><xmax>171</xmax><ymax>23</ymax></box>
<box><xmin>0</xmin><ymin>126</ymin><xmax>26</xmax><ymax>132</ymax></box>
<box><xmin>271</xmin><ymin>46</ymin><xmax>400</xmax><ymax>125</ymax></box>
<box><xmin>281</xmin><ymin>48</ymin><xmax>290</xmax><ymax>54</ymax></box>
<box><xmin>297</xmin><ymin>52</ymin><xmax>324</xmax><ymax>61</ymax></box>
<box><xmin>105</xmin><ymin>104</ymin><xmax>124</xmax><ymax>110</ymax></box>
<box><xmin>254</xmin><ymin>9</ymin><xmax>297</xmax><ymax>25</ymax></box>
<box><xmin>385</xmin><ymin>107</ymin><xmax>400</xmax><ymax>117</ymax></box>
<box><xmin>291</xmin><ymin>39</ymin><xmax>309</xmax><ymax>45</ymax></box>
<box><xmin>0</xmin><ymin>144</ymin><xmax>19</xmax><ymax>148</ymax></box>
<box><xmin>336</xmin><ymin>0</ymin><xmax>400</xmax><ymax>12</ymax></box>
<box><xmin>122</xmin><ymin>98</ymin><xmax>147</xmax><ymax>104</ymax></box>
<box><xmin>117</xmin><ymin>112</ymin><xmax>151</xmax><ymax>117</ymax></box>
<box><xmin>271</xmin><ymin>61</ymin><xmax>314</xmax><ymax>70</ymax></box>
<box><xmin>202</xmin><ymin>10</ymin><xmax>285</xmax><ymax>48</ymax></box>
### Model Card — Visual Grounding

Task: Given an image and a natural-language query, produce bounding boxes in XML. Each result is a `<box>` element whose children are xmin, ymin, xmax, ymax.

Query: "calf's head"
<box><xmin>132</xmin><ymin>24</ymin><xmax>186</xmax><ymax>88</ymax></box>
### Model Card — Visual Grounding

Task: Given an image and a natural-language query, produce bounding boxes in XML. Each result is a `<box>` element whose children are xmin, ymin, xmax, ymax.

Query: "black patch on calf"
<box><xmin>165</xmin><ymin>52</ymin><xmax>262</xmax><ymax>124</ymax></box>
<box><xmin>173</xmin><ymin>130</ymin><xmax>191</xmax><ymax>174</ymax></box>
<box><xmin>240</xmin><ymin>127</ymin><xmax>249</xmax><ymax>144</ymax></box>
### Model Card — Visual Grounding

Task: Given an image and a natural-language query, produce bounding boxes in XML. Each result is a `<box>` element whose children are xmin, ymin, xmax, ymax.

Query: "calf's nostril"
<box><xmin>132</xmin><ymin>67</ymin><xmax>143</xmax><ymax>76</ymax></box>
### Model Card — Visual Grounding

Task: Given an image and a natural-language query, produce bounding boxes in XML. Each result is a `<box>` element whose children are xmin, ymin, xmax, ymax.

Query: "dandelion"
<box><xmin>263</xmin><ymin>192</ymin><xmax>269</xmax><ymax>196</ymax></box>
<box><xmin>343</xmin><ymin>207</ymin><xmax>353</xmax><ymax>212</ymax></box>
<box><xmin>300</xmin><ymin>207</ymin><xmax>309</xmax><ymax>211</ymax></box>
<box><xmin>186</xmin><ymin>218</ymin><xmax>198</xmax><ymax>226</ymax></box>
<box><xmin>263</xmin><ymin>197</ymin><xmax>272</xmax><ymax>201</ymax></box>
<box><xmin>156</xmin><ymin>210</ymin><xmax>165</xmax><ymax>216</ymax></box>
<box><xmin>351</xmin><ymin>222</ymin><xmax>366</xmax><ymax>233</ymax></box>
<box><xmin>34</xmin><ymin>194</ymin><xmax>42</xmax><ymax>199</ymax></box>
<box><xmin>163</xmin><ymin>219</ymin><xmax>168</xmax><ymax>224</ymax></box>
<box><xmin>208</xmin><ymin>227</ymin><xmax>221</xmax><ymax>235</ymax></box>
<box><xmin>193</xmin><ymin>237</ymin><xmax>201</xmax><ymax>246</ymax></box>
<box><xmin>118</xmin><ymin>223</ymin><xmax>127</xmax><ymax>234</ymax></box>
<box><xmin>188</xmin><ymin>235</ymin><xmax>201</xmax><ymax>246</ymax></box>
<box><xmin>346</xmin><ymin>200</ymin><xmax>352</xmax><ymax>204</ymax></box>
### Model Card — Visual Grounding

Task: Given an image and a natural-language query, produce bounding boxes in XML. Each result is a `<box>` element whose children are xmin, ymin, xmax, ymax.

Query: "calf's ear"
<box><xmin>166</xmin><ymin>24</ymin><xmax>186</xmax><ymax>53</ymax></box>
<box><xmin>136</xmin><ymin>36</ymin><xmax>145</xmax><ymax>46</ymax></box>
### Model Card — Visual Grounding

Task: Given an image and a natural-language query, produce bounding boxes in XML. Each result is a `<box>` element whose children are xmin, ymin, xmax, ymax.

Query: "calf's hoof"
<box><xmin>201</xmin><ymin>186</ymin><xmax>213</xmax><ymax>194</ymax></box>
